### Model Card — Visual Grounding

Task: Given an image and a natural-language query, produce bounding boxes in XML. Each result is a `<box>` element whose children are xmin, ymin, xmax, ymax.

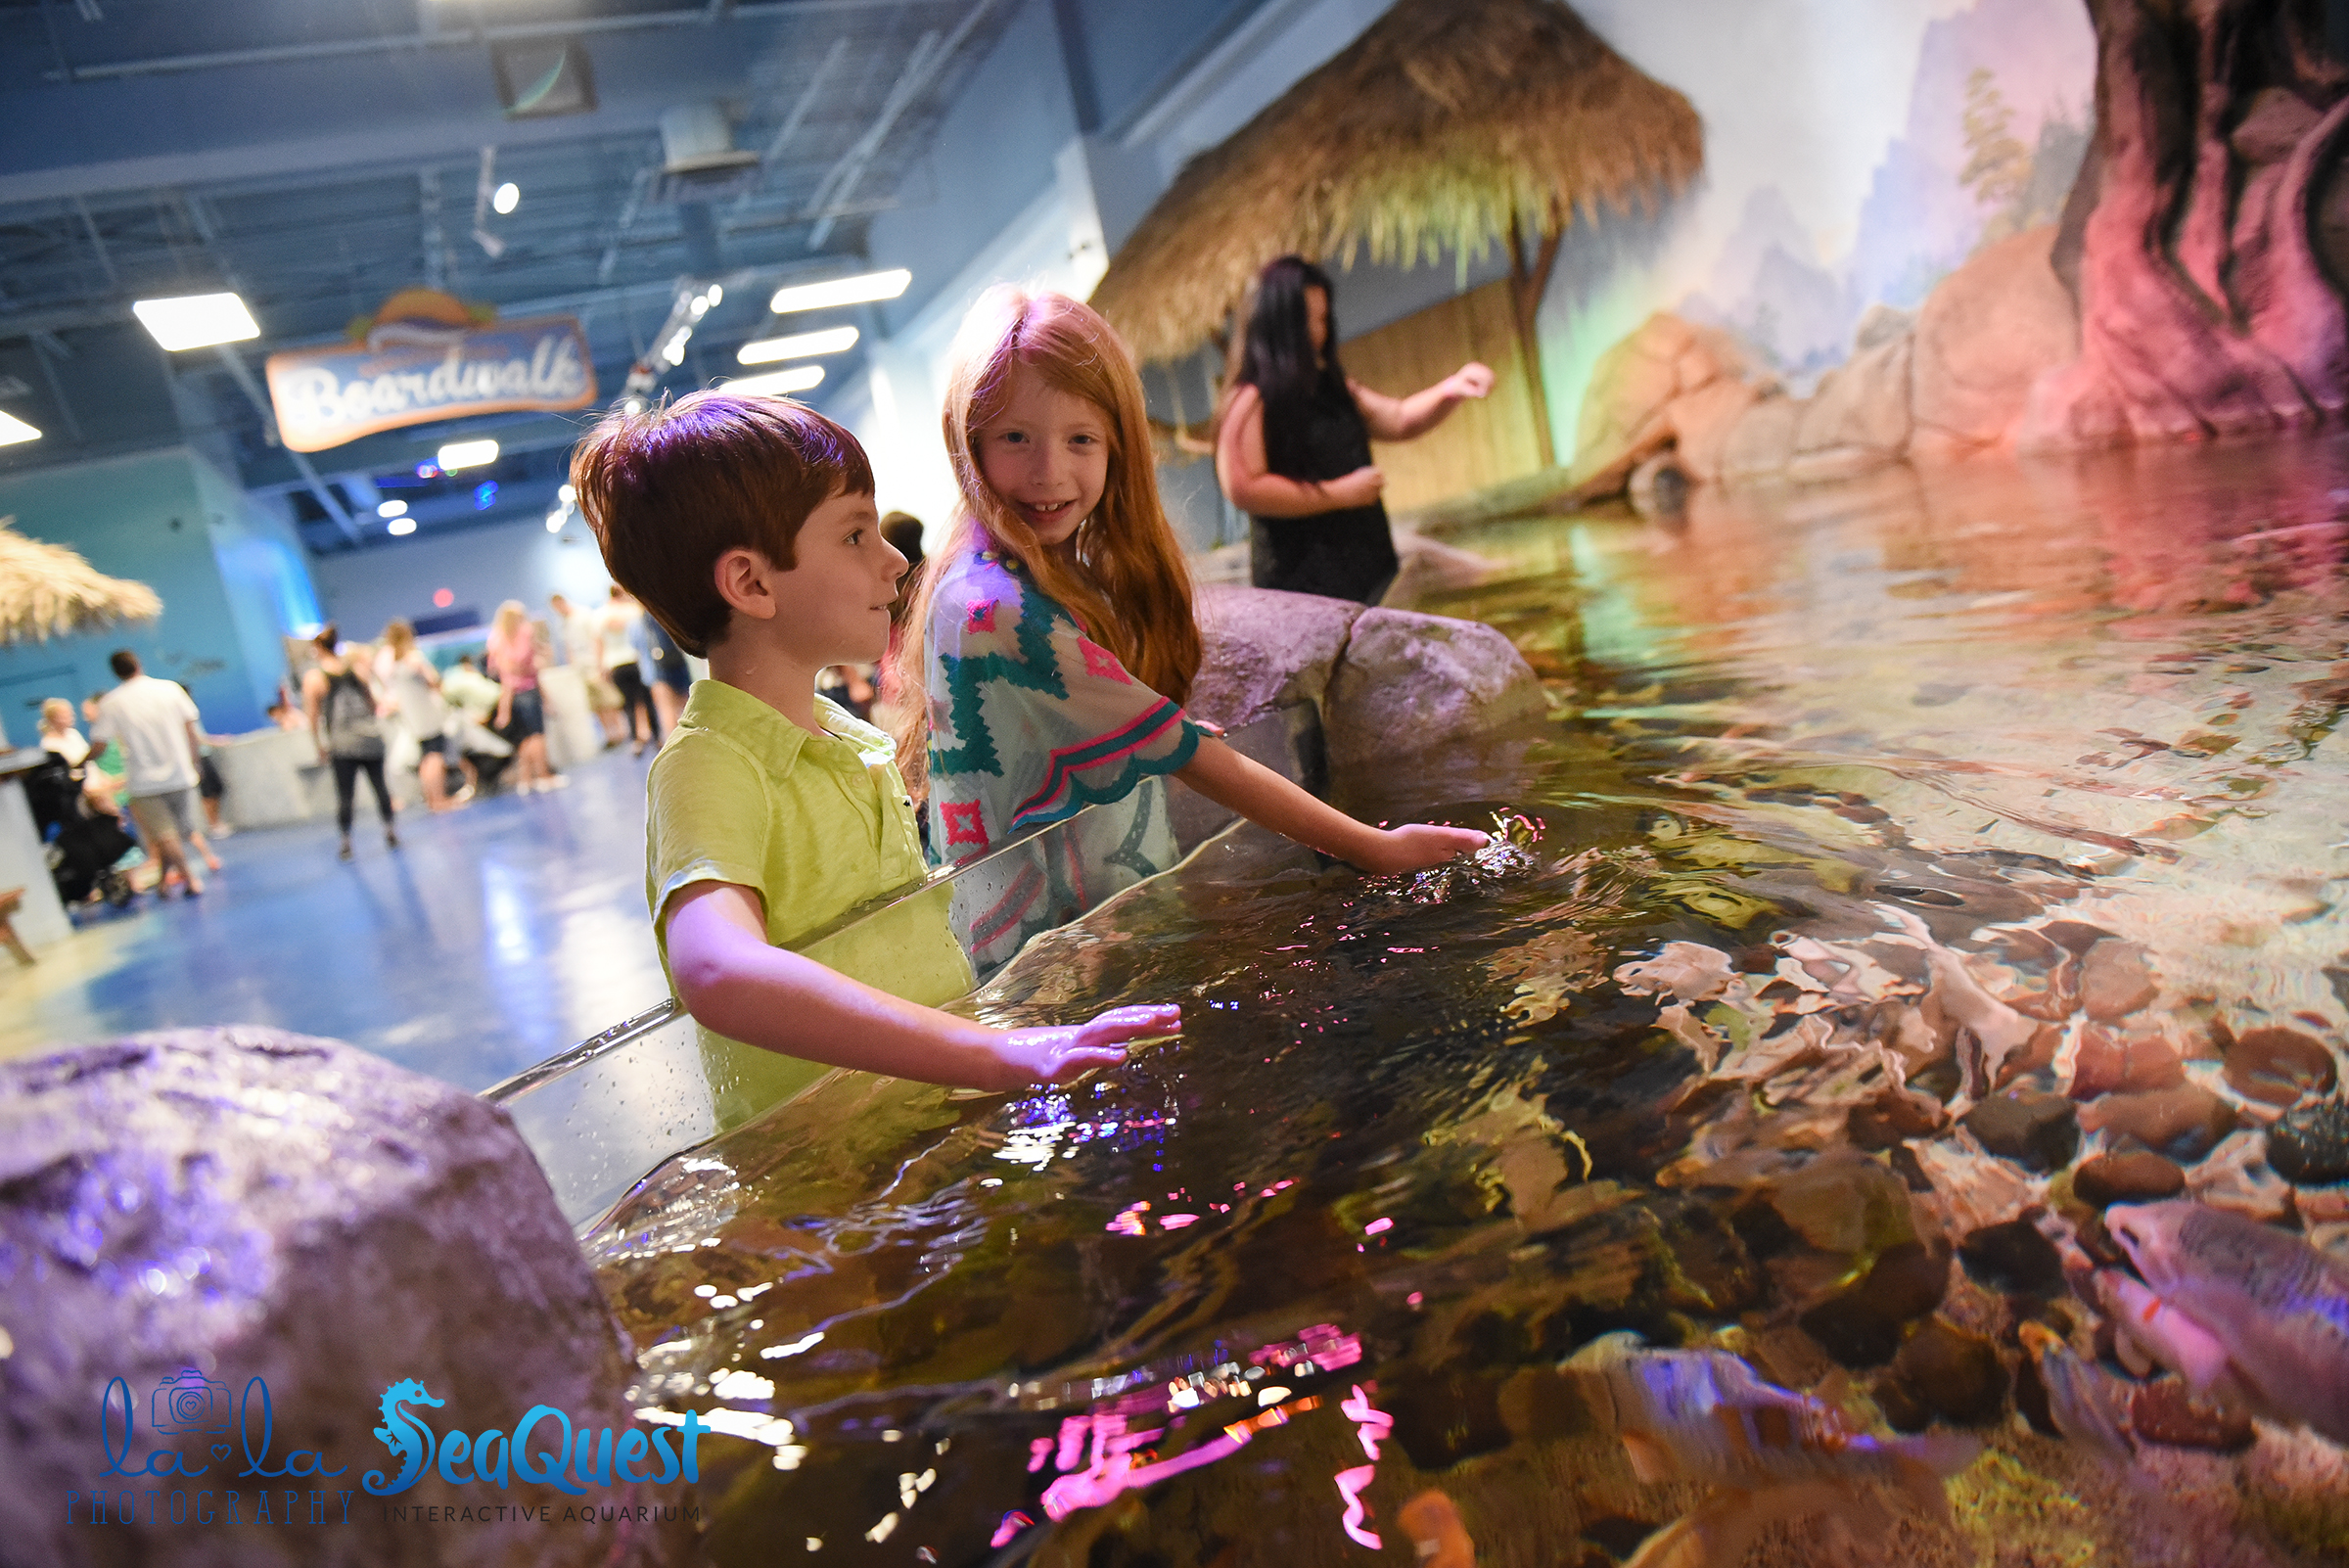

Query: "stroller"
<box><xmin>23</xmin><ymin>753</ymin><xmax>139</xmax><ymax>908</ymax></box>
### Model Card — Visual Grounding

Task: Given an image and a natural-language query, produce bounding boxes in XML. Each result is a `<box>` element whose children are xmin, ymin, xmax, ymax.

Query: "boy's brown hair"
<box><xmin>570</xmin><ymin>391</ymin><xmax>874</xmax><ymax>657</ymax></box>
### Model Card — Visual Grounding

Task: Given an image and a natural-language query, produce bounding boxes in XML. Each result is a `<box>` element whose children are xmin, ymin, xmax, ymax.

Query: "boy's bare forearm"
<box><xmin>1174</xmin><ymin>737</ymin><xmax>1383</xmax><ymax>862</ymax></box>
<box><xmin>676</xmin><ymin>929</ymin><xmax>1013</xmax><ymax>1088</ymax></box>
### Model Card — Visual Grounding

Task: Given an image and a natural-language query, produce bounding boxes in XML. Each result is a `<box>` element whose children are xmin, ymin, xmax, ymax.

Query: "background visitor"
<box><xmin>486</xmin><ymin>600</ymin><xmax>563</xmax><ymax>794</ymax></box>
<box><xmin>300</xmin><ymin>624</ymin><xmax>397</xmax><ymax>860</ymax></box>
<box><xmin>377</xmin><ymin>618</ymin><xmax>472</xmax><ymax>811</ymax></box>
<box><xmin>601</xmin><ymin>585</ymin><xmax>659</xmax><ymax>755</ymax></box>
<box><xmin>552</xmin><ymin>591</ymin><xmax>625</xmax><ymax>747</ymax></box>
<box><xmin>87</xmin><ymin>651</ymin><xmax>208</xmax><ymax>898</ymax></box>
<box><xmin>1215</xmin><ymin>254</ymin><xmax>1493</xmax><ymax>603</ymax></box>
<box><xmin>632</xmin><ymin>597</ymin><xmax>691</xmax><ymax>739</ymax></box>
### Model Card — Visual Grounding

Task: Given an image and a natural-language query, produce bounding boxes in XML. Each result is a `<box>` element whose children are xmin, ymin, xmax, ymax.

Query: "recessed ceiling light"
<box><xmin>0</xmin><ymin>410</ymin><xmax>41</xmax><ymax>445</ymax></box>
<box><xmin>438</xmin><ymin>438</ymin><xmax>499</xmax><ymax>471</ymax></box>
<box><xmin>767</xmin><ymin>269</ymin><xmax>909</xmax><ymax>315</ymax></box>
<box><xmin>377</xmin><ymin>498</ymin><xmax>408</xmax><ymax>518</ymax></box>
<box><xmin>132</xmin><ymin>293</ymin><xmax>260</xmax><ymax>351</ymax></box>
<box><xmin>492</xmin><ymin>181</ymin><xmax>520</xmax><ymax>215</ymax></box>
<box><xmin>737</xmin><ymin>326</ymin><xmax>858</xmax><ymax>364</ymax></box>
<box><xmin>725</xmin><ymin>365</ymin><xmax>825</xmax><ymax>395</ymax></box>
<box><xmin>387</xmin><ymin>517</ymin><xmax>418</xmax><ymax>536</ymax></box>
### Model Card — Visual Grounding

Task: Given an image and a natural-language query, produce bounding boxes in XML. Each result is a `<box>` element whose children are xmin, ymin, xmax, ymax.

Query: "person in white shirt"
<box><xmin>87</xmin><ymin>651</ymin><xmax>210</xmax><ymax>898</ymax></box>
<box><xmin>551</xmin><ymin>591</ymin><xmax>625</xmax><ymax>747</ymax></box>
<box><xmin>38</xmin><ymin>696</ymin><xmax>89</xmax><ymax>765</ymax></box>
<box><xmin>376</xmin><ymin>618</ymin><xmax>473</xmax><ymax>811</ymax></box>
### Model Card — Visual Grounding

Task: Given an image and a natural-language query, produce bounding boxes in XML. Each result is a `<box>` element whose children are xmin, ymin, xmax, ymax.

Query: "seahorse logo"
<box><xmin>362</xmin><ymin>1378</ymin><xmax>444</xmax><ymax>1497</ymax></box>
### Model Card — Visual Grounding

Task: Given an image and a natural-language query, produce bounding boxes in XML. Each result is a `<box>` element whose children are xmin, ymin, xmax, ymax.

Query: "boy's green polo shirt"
<box><xmin>646</xmin><ymin>679</ymin><xmax>972</xmax><ymax>1128</ymax></box>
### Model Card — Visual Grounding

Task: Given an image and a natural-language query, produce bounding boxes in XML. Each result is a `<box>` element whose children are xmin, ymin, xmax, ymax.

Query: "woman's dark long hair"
<box><xmin>1234</xmin><ymin>255</ymin><xmax>1347</xmax><ymax>476</ymax></box>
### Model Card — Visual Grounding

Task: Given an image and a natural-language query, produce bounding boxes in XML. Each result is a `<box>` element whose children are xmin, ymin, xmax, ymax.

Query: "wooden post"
<box><xmin>1507</xmin><ymin>208</ymin><xmax>1564</xmax><ymax>469</ymax></box>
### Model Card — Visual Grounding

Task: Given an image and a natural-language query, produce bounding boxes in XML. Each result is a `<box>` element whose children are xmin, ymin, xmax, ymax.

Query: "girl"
<box><xmin>889</xmin><ymin>286</ymin><xmax>1485</xmax><ymax>972</ymax></box>
<box><xmin>1216</xmin><ymin>254</ymin><xmax>1494</xmax><ymax>604</ymax></box>
<box><xmin>485</xmin><ymin>600</ymin><xmax>565</xmax><ymax>794</ymax></box>
<box><xmin>377</xmin><ymin>618</ymin><xmax>474</xmax><ymax>810</ymax></box>
<box><xmin>300</xmin><ymin>624</ymin><xmax>397</xmax><ymax>859</ymax></box>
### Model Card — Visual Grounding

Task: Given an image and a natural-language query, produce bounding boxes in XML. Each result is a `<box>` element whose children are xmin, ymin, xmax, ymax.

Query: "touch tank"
<box><xmin>498</xmin><ymin>438</ymin><xmax>2349</xmax><ymax>1566</ymax></box>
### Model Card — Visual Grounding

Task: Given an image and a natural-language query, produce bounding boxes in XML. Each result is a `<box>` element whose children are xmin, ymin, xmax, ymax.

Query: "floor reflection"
<box><xmin>0</xmin><ymin>748</ymin><xmax>668</xmax><ymax>1089</ymax></box>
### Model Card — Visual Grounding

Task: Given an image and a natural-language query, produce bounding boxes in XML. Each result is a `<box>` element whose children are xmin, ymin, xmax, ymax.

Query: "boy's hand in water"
<box><xmin>994</xmin><ymin>1003</ymin><xmax>1181</xmax><ymax>1087</ymax></box>
<box><xmin>1358</xmin><ymin>823</ymin><xmax>1490</xmax><ymax>874</ymax></box>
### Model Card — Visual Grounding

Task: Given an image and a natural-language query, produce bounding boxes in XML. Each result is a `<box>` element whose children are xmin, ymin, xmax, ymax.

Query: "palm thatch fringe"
<box><xmin>0</xmin><ymin>518</ymin><xmax>163</xmax><ymax>647</ymax></box>
<box><xmin>1092</xmin><ymin>0</ymin><xmax>1702</xmax><ymax>368</ymax></box>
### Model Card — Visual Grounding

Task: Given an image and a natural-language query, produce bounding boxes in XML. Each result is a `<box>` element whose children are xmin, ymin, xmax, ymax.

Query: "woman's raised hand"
<box><xmin>1357</xmin><ymin>822</ymin><xmax>1491</xmax><ymax>874</ymax></box>
<box><xmin>1446</xmin><ymin>362</ymin><xmax>1497</xmax><ymax>400</ymax></box>
<box><xmin>992</xmin><ymin>1002</ymin><xmax>1182</xmax><ymax>1087</ymax></box>
<box><xmin>1323</xmin><ymin>464</ymin><xmax>1387</xmax><ymax>510</ymax></box>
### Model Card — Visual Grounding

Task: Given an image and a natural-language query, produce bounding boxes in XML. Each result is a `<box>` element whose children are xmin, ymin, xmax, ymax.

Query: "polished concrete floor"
<box><xmin>0</xmin><ymin>748</ymin><xmax>668</xmax><ymax>1092</ymax></box>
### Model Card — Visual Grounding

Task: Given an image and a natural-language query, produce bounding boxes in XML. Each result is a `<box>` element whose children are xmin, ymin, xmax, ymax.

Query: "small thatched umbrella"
<box><xmin>0</xmin><ymin>518</ymin><xmax>162</xmax><ymax>647</ymax></box>
<box><xmin>1092</xmin><ymin>0</ymin><xmax>1701</xmax><ymax>465</ymax></box>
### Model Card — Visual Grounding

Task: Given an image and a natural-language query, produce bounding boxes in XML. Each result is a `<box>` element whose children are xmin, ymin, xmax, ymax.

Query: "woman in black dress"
<box><xmin>1215</xmin><ymin>255</ymin><xmax>1496</xmax><ymax>604</ymax></box>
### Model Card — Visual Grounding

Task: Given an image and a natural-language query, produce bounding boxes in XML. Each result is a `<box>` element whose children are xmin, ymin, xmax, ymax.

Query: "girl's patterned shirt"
<box><xmin>922</xmin><ymin>547</ymin><xmax>1203</xmax><ymax>972</ymax></box>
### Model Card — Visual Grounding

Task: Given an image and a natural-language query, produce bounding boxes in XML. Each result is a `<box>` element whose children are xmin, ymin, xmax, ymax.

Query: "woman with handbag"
<box><xmin>300</xmin><ymin>624</ymin><xmax>398</xmax><ymax>860</ymax></box>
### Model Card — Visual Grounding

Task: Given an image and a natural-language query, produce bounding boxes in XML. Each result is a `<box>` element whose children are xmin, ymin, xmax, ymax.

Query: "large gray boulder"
<box><xmin>0</xmin><ymin>1028</ymin><xmax>680</xmax><ymax>1568</ymax></box>
<box><xmin>1321</xmin><ymin>607</ymin><xmax>1544</xmax><ymax>771</ymax></box>
<box><xmin>1187</xmin><ymin>582</ymin><xmax>1363</xmax><ymax>731</ymax></box>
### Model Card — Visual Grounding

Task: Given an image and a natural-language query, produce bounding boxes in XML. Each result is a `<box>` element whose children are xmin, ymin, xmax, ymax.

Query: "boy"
<box><xmin>572</xmin><ymin>392</ymin><xmax>1174</xmax><ymax>1127</ymax></box>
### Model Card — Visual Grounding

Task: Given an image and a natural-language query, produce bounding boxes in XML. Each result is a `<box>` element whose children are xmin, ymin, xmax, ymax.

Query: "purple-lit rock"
<box><xmin>1322</xmin><ymin>608</ymin><xmax>1543</xmax><ymax>770</ymax></box>
<box><xmin>1187</xmin><ymin>583</ymin><xmax>1366</xmax><ymax>732</ymax></box>
<box><xmin>0</xmin><ymin>1028</ymin><xmax>677</xmax><ymax>1567</ymax></box>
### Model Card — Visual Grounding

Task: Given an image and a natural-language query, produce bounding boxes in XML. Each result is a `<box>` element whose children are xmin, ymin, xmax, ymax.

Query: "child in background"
<box><xmin>571</xmin><ymin>390</ymin><xmax>1176</xmax><ymax>1129</ymax></box>
<box><xmin>888</xmin><ymin>287</ymin><xmax>1486</xmax><ymax>970</ymax></box>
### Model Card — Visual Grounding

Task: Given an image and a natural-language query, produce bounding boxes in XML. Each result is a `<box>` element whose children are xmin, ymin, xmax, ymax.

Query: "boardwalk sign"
<box><xmin>265</xmin><ymin>315</ymin><xmax>596</xmax><ymax>452</ymax></box>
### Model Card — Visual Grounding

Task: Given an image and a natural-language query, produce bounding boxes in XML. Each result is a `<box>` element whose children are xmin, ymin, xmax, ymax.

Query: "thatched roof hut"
<box><xmin>1092</xmin><ymin>0</ymin><xmax>1702</xmax><ymax>369</ymax></box>
<box><xmin>0</xmin><ymin>518</ymin><xmax>162</xmax><ymax>647</ymax></box>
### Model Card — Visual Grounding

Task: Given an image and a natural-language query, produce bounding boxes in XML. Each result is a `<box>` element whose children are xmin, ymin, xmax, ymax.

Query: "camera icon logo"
<box><xmin>151</xmin><ymin>1368</ymin><xmax>231</xmax><ymax>1437</ymax></box>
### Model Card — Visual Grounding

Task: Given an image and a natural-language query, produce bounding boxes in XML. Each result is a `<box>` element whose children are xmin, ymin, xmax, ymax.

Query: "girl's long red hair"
<box><xmin>886</xmin><ymin>286</ymin><xmax>1201</xmax><ymax>801</ymax></box>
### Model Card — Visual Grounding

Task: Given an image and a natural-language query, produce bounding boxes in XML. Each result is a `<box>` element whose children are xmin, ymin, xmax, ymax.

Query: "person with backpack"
<box><xmin>299</xmin><ymin>624</ymin><xmax>398</xmax><ymax>860</ymax></box>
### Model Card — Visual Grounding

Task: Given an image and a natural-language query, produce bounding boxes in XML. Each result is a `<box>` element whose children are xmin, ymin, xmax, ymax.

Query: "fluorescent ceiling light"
<box><xmin>438</xmin><ymin>438</ymin><xmax>499</xmax><ymax>471</ymax></box>
<box><xmin>132</xmin><ymin>292</ymin><xmax>260</xmax><ymax>351</ymax></box>
<box><xmin>377</xmin><ymin>498</ymin><xmax>408</xmax><ymax>518</ymax></box>
<box><xmin>0</xmin><ymin>410</ymin><xmax>41</xmax><ymax>445</ymax></box>
<box><xmin>725</xmin><ymin>365</ymin><xmax>825</xmax><ymax>396</ymax></box>
<box><xmin>738</xmin><ymin>326</ymin><xmax>858</xmax><ymax>365</ymax></box>
<box><xmin>768</xmin><ymin>269</ymin><xmax>908</xmax><ymax>315</ymax></box>
<box><xmin>492</xmin><ymin>181</ymin><xmax>520</xmax><ymax>215</ymax></box>
<box><xmin>387</xmin><ymin>517</ymin><xmax>418</xmax><ymax>536</ymax></box>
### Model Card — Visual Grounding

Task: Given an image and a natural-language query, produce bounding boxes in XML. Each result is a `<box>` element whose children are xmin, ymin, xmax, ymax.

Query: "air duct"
<box><xmin>652</xmin><ymin>104</ymin><xmax>760</xmax><ymax>204</ymax></box>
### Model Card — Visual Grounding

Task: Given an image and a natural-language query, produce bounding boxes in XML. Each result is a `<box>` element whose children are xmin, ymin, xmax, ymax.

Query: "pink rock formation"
<box><xmin>1567</xmin><ymin>1</ymin><xmax>2349</xmax><ymax>495</ymax></box>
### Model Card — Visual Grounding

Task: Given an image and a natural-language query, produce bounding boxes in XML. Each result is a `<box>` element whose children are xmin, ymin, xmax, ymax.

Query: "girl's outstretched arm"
<box><xmin>1350</xmin><ymin>362</ymin><xmax>1495</xmax><ymax>441</ymax></box>
<box><xmin>1176</xmin><ymin>736</ymin><xmax>1485</xmax><ymax>874</ymax></box>
<box><xmin>667</xmin><ymin>881</ymin><xmax>1177</xmax><ymax>1091</ymax></box>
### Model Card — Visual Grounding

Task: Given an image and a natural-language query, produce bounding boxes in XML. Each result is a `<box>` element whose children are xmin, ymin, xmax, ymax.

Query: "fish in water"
<box><xmin>1398</xmin><ymin>1490</ymin><xmax>1475</xmax><ymax>1568</ymax></box>
<box><xmin>2101</xmin><ymin>1199</ymin><xmax>2349</xmax><ymax>1444</ymax></box>
<box><xmin>1567</xmin><ymin>1333</ymin><xmax>1977</xmax><ymax>1568</ymax></box>
<box><xmin>2017</xmin><ymin>1320</ymin><xmax>2135</xmax><ymax>1465</ymax></box>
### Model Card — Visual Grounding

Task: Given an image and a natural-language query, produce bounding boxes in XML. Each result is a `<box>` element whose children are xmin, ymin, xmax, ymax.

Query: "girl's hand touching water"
<box><xmin>1355</xmin><ymin>822</ymin><xmax>1491</xmax><ymax>874</ymax></box>
<box><xmin>992</xmin><ymin>1003</ymin><xmax>1182</xmax><ymax>1089</ymax></box>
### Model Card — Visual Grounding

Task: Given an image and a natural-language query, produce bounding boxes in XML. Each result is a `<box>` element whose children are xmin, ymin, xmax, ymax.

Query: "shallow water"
<box><xmin>584</xmin><ymin>438</ymin><xmax>2349</xmax><ymax>1567</ymax></box>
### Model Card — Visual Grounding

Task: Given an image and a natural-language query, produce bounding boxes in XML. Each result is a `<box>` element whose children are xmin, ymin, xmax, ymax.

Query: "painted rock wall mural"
<box><xmin>1559</xmin><ymin>0</ymin><xmax>2349</xmax><ymax>501</ymax></box>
